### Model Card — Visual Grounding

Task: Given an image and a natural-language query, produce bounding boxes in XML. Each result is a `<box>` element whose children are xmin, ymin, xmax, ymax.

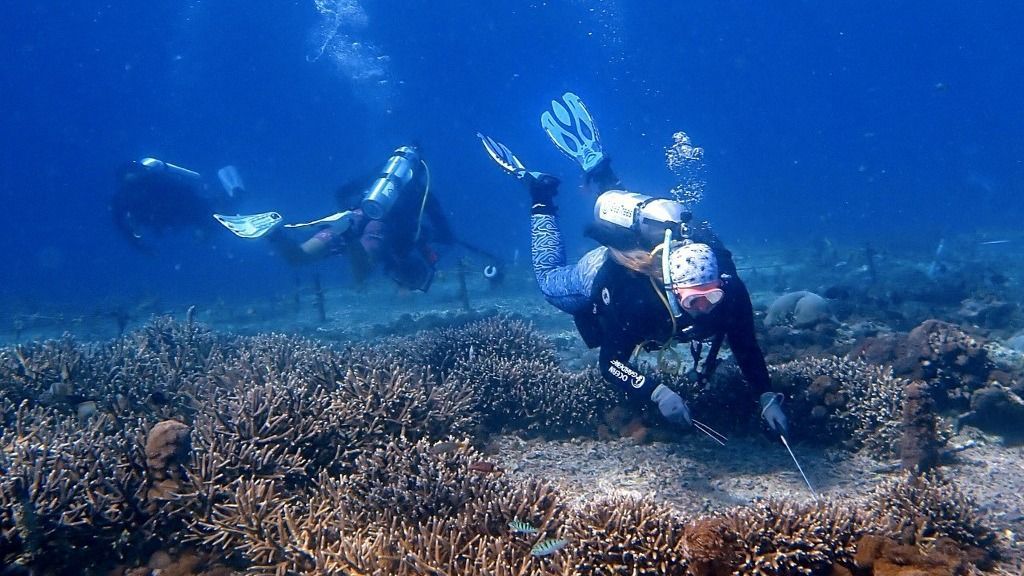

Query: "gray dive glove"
<box><xmin>651</xmin><ymin>384</ymin><xmax>692</xmax><ymax>427</ymax></box>
<box><xmin>760</xmin><ymin>392</ymin><xmax>789</xmax><ymax>436</ymax></box>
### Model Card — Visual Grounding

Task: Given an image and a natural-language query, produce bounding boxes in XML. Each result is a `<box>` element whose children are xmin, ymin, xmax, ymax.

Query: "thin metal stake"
<box><xmin>691</xmin><ymin>418</ymin><xmax>728</xmax><ymax>446</ymax></box>
<box><xmin>780</xmin><ymin>434</ymin><xmax>817</xmax><ymax>499</ymax></box>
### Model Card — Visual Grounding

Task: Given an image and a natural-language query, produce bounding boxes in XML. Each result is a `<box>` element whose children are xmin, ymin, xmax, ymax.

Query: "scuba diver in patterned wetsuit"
<box><xmin>478</xmin><ymin>93</ymin><xmax>787</xmax><ymax>437</ymax></box>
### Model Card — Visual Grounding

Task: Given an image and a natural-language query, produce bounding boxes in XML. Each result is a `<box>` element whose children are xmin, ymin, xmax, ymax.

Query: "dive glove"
<box><xmin>583</xmin><ymin>156</ymin><xmax>622</xmax><ymax>191</ymax></box>
<box><xmin>759</xmin><ymin>392</ymin><xmax>789</xmax><ymax>436</ymax></box>
<box><xmin>524</xmin><ymin>172</ymin><xmax>560</xmax><ymax>216</ymax></box>
<box><xmin>651</xmin><ymin>384</ymin><xmax>692</xmax><ymax>427</ymax></box>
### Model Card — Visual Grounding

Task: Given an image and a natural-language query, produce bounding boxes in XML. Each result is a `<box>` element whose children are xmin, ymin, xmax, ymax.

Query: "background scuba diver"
<box><xmin>478</xmin><ymin>92</ymin><xmax>788</xmax><ymax>438</ymax></box>
<box><xmin>112</xmin><ymin>158</ymin><xmax>242</xmax><ymax>252</ymax></box>
<box><xmin>215</xmin><ymin>145</ymin><xmax>456</xmax><ymax>292</ymax></box>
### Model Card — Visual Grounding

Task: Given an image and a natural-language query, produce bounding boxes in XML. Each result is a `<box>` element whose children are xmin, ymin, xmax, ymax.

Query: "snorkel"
<box><xmin>661</xmin><ymin>229</ymin><xmax>684</xmax><ymax>318</ymax></box>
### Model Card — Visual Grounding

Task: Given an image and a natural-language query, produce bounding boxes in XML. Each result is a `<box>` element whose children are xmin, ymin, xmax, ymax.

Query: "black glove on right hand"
<box><xmin>583</xmin><ymin>156</ymin><xmax>622</xmax><ymax>191</ymax></box>
<box><xmin>522</xmin><ymin>171</ymin><xmax>560</xmax><ymax>215</ymax></box>
<box><xmin>651</xmin><ymin>384</ymin><xmax>692</xmax><ymax>427</ymax></box>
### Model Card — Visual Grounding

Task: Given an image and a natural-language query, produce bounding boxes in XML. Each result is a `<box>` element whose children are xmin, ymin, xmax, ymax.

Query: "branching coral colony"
<box><xmin>0</xmin><ymin>316</ymin><xmax>1002</xmax><ymax>574</ymax></box>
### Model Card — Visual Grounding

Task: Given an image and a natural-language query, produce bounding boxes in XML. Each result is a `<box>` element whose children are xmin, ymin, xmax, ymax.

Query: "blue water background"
<box><xmin>3</xmin><ymin>1</ymin><xmax>1022</xmax><ymax>309</ymax></box>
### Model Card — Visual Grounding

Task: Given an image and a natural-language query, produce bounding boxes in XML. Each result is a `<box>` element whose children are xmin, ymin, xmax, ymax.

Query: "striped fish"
<box><xmin>508</xmin><ymin>520</ymin><xmax>538</xmax><ymax>535</ymax></box>
<box><xmin>531</xmin><ymin>538</ymin><xmax>568</xmax><ymax>557</ymax></box>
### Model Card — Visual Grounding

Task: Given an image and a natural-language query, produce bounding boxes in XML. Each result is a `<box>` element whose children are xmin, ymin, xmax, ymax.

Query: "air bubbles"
<box><xmin>666</xmin><ymin>131</ymin><xmax>703</xmax><ymax>167</ymax></box>
<box><xmin>307</xmin><ymin>0</ymin><xmax>393</xmax><ymax>105</ymax></box>
<box><xmin>665</xmin><ymin>131</ymin><xmax>706</xmax><ymax>207</ymax></box>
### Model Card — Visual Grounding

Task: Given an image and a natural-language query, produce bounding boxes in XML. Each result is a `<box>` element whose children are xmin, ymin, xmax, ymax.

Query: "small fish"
<box><xmin>76</xmin><ymin>401</ymin><xmax>98</xmax><ymax>421</ymax></box>
<box><xmin>468</xmin><ymin>461</ymin><xmax>501</xmax><ymax>474</ymax></box>
<box><xmin>531</xmin><ymin>538</ymin><xmax>568</xmax><ymax>557</ymax></box>
<box><xmin>508</xmin><ymin>520</ymin><xmax>538</xmax><ymax>535</ymax></box>
<box><xmin>428</xmin><ymin>441</ymin><xmax>460</xmax><ymax>455</ymax></box>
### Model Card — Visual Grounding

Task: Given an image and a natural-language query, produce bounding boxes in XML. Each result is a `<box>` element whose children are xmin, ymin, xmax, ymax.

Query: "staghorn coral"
<box><xmin>181</xmin><ymin>437</ymin><xmax>569</xmax><ymax>575</ymax></box>
<box><xmin>721</xmin><ymin>498</ymin><xmax>865</xmax><ymax>576</ymax></box>
<box><xmin>366</xmin><ymin>313</ymin><xmax>622</xmax><ymax>437</ymax></box>
<box><xmin>0</xmin><ymin>317</ymin><xmax>231</xmax><ymax>425</ymax></box>
<box><xmin>0</xmin><ymin>317</ymin><xmax>1004</xmax><ymax>575</ymax></box>
<box><xmin>0</xmin><ymin>402</ymin><xmax>150</xmax><ymax>571</ymax></box>
<box><xmin>771</xmin><ymin>355</ymin><xmax>906</xmax><ymax>457</ymax></box>
<box><xmin>568</xmin><ymin>495</ymin><xmax>689</xmax><ymax>575</ymax></box>
<box><xmin>866</xmin><ymin>472</ymin><xmax>996</xmax><ymax>555</ymax></box>
<box><xmin>397</xmin><ymin>315</ymin><xmax>560</xmax><ymax>374</ymax></box>
<box><xmin>0</xmin><ymin>335</ymin><xmax>93</xmax><ymax>409</ymax></box>
<box><xmin>448</xmin><ymin>353</ymin><xmax>618</xmax><ymax>436</ymax></box>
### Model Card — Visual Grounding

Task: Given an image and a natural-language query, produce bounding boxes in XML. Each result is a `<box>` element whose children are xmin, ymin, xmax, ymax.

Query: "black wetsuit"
<box><xmin>111</xmin><ymin>164</ymin><xmax>230</xmax><ymax>250</ymax></box>
<box><xmin>529</xmin><ymin>161</ymin><xmax>769</xmax><ymax>404</ymax></box>
<box><xmin>581</xmin><ymin>258</ymin><xmax>770</xmax><ymax>402</ymax></box>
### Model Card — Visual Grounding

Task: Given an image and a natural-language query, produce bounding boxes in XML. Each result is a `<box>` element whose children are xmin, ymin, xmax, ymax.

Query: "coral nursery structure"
<box><xmin>0</xmin><ymin>317</ymin><xmax>1002</xmax><ymax>574</ymax></box>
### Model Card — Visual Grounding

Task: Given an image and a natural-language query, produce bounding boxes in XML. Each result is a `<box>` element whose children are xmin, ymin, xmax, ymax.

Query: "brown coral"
<box><xmin>145</xmin><ymin>419</ymin><xmax>192</xmax><ymax>501</ymax></box>
<box><xmin>0</xmin><ymin>317</ymin><xmax>1003</xmax><ymax>575</ymax></box>
<box><xmin>0</xmin><ymin>402</ymin><xmax>150</xmax><ymax>570</ymax></box>
<box><xmin>853</xmin><ymin>534</ymin><xmax>976</xmax><ymax>576</ymax></box>
<box><xmin>852</xmin><ymin>320</ymin><xmax>993</xmax><ymax>410</ymax></box>
<box><xmin>771</xmin><ymin>355</ymin><xmax>906</xmax><ymax>457</ymax></box>
<box><xmin>899</xmin><ymin>381</ymin><xmax>939</xmax><ymax>474</ymax></box>
<box><xmin>722</xmin><ymin>498</ymin><xmax>864</xmax><ymax>576</ymax></box>
<box><xmin>569</xmin><ymin>495</ymin><xmax>689</xmax><ymax>575</ymax></box>
<box><xmin>866</xmin><ymin>472</ymin><xmax>996</xmax><ymax>556</ymax></box>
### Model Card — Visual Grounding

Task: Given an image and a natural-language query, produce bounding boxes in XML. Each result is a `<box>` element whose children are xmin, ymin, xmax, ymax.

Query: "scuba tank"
<box><xmin>362</xmin><ymin>145</ymin><xmax>420</xmax><ymax>220</ymax></box>
<box><xmin>590</xmin><ymin>190</ymin><xmax>691</xmax><ymax>250</ymax></box>
<box><xmin>139</xmin><ymin>157</ymin><xmax>201</xmax><ymax>181</ymax></box>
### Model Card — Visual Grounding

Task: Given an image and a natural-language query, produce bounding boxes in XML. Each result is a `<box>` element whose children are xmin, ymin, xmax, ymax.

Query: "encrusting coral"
<box><xmin>0</xmin><ymin>316</ymin><xmax>1002</xmax><ymax>574</ymax></box>
<box><xmin>145</xmin><ymin>419</ymin><xmax>192</xmax><ymax>502</ymax></box>
<box><xmin>899</xmin><ymin>381</ymin><xmax>940</xmax><ymax>474</ymax></box>
<box><xmin>851</xmin><ymin>319</ymin><xmax>993</xmax><ymax>408</ymax></box>
<box><xmin>765</xmin><ymin>290</ymin><xmax>834</xmax><ymax>328</ymax></box>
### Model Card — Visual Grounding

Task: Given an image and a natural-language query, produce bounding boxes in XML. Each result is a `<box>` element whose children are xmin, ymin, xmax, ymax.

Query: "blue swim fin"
<box><xmin>540</xmin><ymin>92</ymin><xmax>605</xmax><ymax>172</ymax></box>
<box><xmin>477</xmin><ymin>132</ymin><xmax>526</xmax><ymax>176</ymax></box>
<box><xmin>213</xmin><ymin>212</ymin><xmax>282</xmax><ymax>239</ymax></box>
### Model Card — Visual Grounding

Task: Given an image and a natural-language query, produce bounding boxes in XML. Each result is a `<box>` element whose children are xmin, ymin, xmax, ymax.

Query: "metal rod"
<box><xmin>780</xmin><ymin>434</ymin><xmax>817</xmax><ymax>499</ymax></box>
<box><xmin>691</xmin><ymin>419</ymin><xmax>727</xmax><ymax>446</ymax></box>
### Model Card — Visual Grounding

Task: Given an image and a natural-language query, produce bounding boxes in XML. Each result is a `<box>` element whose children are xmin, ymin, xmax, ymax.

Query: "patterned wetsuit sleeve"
<box><xmin>531</xmin><ymin>214</ymin><xmax>607</xmax><ymax>314</ymax></box>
